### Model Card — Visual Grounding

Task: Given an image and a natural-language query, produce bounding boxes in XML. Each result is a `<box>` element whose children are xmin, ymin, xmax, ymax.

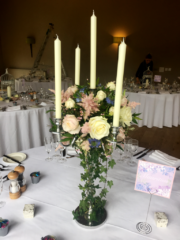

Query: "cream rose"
<box><xmin>65</xmin><ymin>98</ymin><xmax>75</xmax><ymax>109</ymax></box>
<box><xmin>109</xmin><ymin>106</ymin><xmax>114</xmax><ymax>116</ymax></box>
<box><xmin>119</xmin><ymin>107</ymin><xmax>132</xmax><ymax>127</ymax></box>
<box><xmin>96</xmin><ymin>90</ymin><xmax>106</xmax><ymax>102</ymax></box>
<box><xmin>106</xmin><ymin>81</ymin><xmax>116</xmax><ymax>91</ymax></box>
<box><xmin>89</xmin><ymin>116</ymin><xmax>110</xmax><ymax>140</ymax></box>
<box><xmin>62</xmin><ymin>115</ymin><xmax>80</xmax><ymax>134</ymax></box>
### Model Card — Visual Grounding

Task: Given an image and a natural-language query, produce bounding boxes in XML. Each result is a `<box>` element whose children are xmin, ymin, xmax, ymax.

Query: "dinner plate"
<box><xmin>2</xmin><ymin>152</ymin><xmax>27</xmax><ymax>166</ymax></box>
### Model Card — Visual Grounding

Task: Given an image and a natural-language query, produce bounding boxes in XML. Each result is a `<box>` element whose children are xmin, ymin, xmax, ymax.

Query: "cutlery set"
<box><xmin>133</xmin><ymin>148</ymin><xmax>153</xmax><ymax>159</ymax></box>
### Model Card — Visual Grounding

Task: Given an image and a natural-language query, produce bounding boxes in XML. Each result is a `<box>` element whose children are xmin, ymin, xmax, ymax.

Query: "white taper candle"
<box><xmin>113</xmin><ymin>39</ymin><xmax>127</xmax><ymax>127</ymax></box>
<box><xmin>75</xmin><ymin>44</ymin><xmax>81</xmax><ymax>85</ymax></box>
<box><xmin>90</xmin><ymin>10</ymin><xmax>97</xmax><ymax>89</ymax></box>
<box><xmin>54</xmin><ymin>35</ymin><xmax>61</xmax><ymax>118</ymax></box>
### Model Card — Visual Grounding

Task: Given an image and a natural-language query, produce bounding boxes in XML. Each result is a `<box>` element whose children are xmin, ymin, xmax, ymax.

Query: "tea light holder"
<box><xmin>0</xmin><ymin>218</ymin><xmax>9</xmax><ymax>237</ymax></box>
<box><xmin>30</xmin><ymin>172</ymin><xmax>40</xmax><ymax>184</ymax></box>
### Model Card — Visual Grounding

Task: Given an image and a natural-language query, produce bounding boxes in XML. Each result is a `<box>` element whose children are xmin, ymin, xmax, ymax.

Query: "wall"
<box><xmin>0</xmin><ymin>0</ymin><xmax>180</xmax><ymax>84</ymax></box>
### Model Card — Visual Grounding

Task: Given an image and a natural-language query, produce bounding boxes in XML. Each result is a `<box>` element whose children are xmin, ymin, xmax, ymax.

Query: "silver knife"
<box><xmin>133</xmin><ymin>148</ymin><xmax>148</xmax><ymax>157</ymax></box>
<box><xmin>137</xmin><ymin>149</ymin><xmax>153</xmax><ymax>159</ymax></box>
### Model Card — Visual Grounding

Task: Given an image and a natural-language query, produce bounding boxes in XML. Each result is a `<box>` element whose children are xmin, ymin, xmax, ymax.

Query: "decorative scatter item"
<box><xmin>23</xmin><ymin>204</ymin><xmax>35</xmax><ymax>219</ymax></box>
<box><xmin>30</xmin><ymin>172</ymin><xmax>40</xmax><ymax>184</ymax></box>
<box><xmin>8</xmin><ymin>171</ymin><xmax>21</xmax><ymax>200</ymax></box>
<box><xmin>155</xmin><ymin>212</ymin><xmax>168</xmax><ymax>228</ymax></box>
<box><xmin>14</xmin><ymin>165</ymin><xmax>27</xmax><ymax>193</ymax></box>
<box><xmin>41</xmin><ymin>235</ymin><xmax>56</xmax><ymax>240</ymax></box>
<box><xmin>0</xmin><ymin>218</ymin><xmax>9</xmax><ymax>236</ymax></box>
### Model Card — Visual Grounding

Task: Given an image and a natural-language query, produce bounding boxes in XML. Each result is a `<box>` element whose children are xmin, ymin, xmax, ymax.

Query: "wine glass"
<box><xmin>122</xmin><ymin>137</ymin><xmax>131</xmax><ymax>160</ymax></box>
<box><xmin>127</xmin><ymin>139</ymin><xmax>139</xmax><ymax>167</ymax></box>
<box><xmin>116</xmin><ymin>143</ymin><xmax>124</xmax><ymax>162</ymax></box>
<box><xmin>57</xmin><ymin>145</ymin><xmax>66</xmax><ymax>163</ymax></box>
<box><xmin>51</xmin><ymin>138</ymin><xmax>61</xmax><ymax>159</ymax></box>
<box><xmin>44</xmin><ymin>137</ymin><xmax>53</xmax><ymax>161</ymax></box>
<box><xmin>0</xmin><ymin>174</ymin><xmax>6</xmax><ymax>208</ymax></box>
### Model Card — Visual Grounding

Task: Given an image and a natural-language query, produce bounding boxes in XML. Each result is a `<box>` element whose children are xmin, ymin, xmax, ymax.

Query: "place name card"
<box><xmin>135</xmin><ymin>160</ymin><xmax>176</xmax><ymax>199</ymax></box>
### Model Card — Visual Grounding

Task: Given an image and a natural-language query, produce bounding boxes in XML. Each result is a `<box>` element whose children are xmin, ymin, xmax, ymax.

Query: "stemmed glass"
<box><xmin>44</xmin><ymin>137</ymin><xmax>53</xmax><ymax>161</ymax></box>
<box><xmin>57</xmin><ymin>145</ymin><xmax>66</xmax><ymax>163</ymax></box>
<box><xmin>51</xmin><ymin>138</ymin><xmax>61</xmax><ymax>159</ymax></box>
<box><xmin>0</xmin><ymin>174</ymin><xmax>6</xmax><ymax>208</ymax></box>
<box><xmin>116</xmin><ymin>143</ymin><xmax>124</xmax><ymax>162</ymax></box>
<box><xmin>127</xmin><ymin>139</ymin><xmax>139</xmax><ymax>166</ymax></box>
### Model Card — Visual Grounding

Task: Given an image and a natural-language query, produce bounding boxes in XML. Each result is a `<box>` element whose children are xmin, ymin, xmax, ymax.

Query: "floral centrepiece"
<box><xmin>49</xmin><ymin>81</ymin><xmax>141</xmax><ymax>223</ymax></box>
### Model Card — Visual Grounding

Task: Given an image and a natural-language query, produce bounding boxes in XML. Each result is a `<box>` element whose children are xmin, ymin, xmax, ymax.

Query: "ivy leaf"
<box><xmin>72</xmin><ymin>210</ymin><xmax>79</xmax><ymax>220</ymax></box>
<box><xmin>108</xmin><ymin>159</ymin><xmax>116</xmax><ymax>169</ymax></box>
<box><xmin>107</xmin><ymin>180</ymin><xmax>113</xmax><ymax>188</ymax></box>
<box><xmin>100</xmin><ymin>188</ymin><xmax>108</xmax><ymax>198</ymax></box>
<box><xmin>99</xmin><ymin>176</ymin><xmax>106</xmax><ymax>183</ymax></box>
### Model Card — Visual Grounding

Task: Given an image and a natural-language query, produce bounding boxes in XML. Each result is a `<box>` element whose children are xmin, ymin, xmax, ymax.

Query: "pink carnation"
<box><xmin>81</xmin><ymin>140</ymin><xmax>90</xmax><ymax>152</ymax></box>
<box><xmin>78</xmin><ymin>93</ymin><xmax>99</xmax><ymax>120</ymax></box>
<box><xmin>128</xmin><ymin>101</ymin><xmax>140</xmax><ymax>109</ymax></box>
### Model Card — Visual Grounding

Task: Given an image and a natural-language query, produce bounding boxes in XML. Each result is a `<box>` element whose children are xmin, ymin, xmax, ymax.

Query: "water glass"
<box><xmin>44</xmin><ymin>137</ymin><xmax>52</xmax><ymax>161</ymax></box>
<box><xmin>51</xmin><ymin>138</ymin><xmax>61</xmax><ymax>159</ymax></box>
<box><xmin>123</xmin><ymin>137</ymin><xmax>131</xmax><ymax>160</ymax></box>
<box><xmin>127</xmin><ymin>139</ymin><xmax>139</xmax><ymax>167</ymax></box>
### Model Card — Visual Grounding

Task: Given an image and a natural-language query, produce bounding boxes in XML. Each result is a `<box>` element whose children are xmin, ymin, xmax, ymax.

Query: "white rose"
<box><xmin>109</xmin><ymin>106</ymin><xmax>114</xmax><ymax>116</ymax></box>
<box><xmin>119</xmin><ymin>107</ymin><xmax>132</xmax><ymax>127</ymax></box>
<box><xmin>62</xmin><ymin>115</ymin><xmax>80</xmax><ymax>134</ymax></box>
<box><xmin>65</xmin><ymin>98</ymin><xmax>75</xmax><ymax>109</ymax></box>
<box><xmin>106</xmin><ymin>81</ymin><xmax>116</xmax><ymax>91</ymax></box>
<box><xmin>96</xmin><ymin>90</ymin><xmax>106</xmax><ymax>101</ymax></box>
<box><xmin>89</xmin><ymin>116</ymin><xmax>110</xmax><ymax>140</ymax></box>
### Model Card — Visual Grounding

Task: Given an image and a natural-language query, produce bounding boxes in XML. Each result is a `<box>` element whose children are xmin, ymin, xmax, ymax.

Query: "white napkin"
<box><xmin>149</xmin><ymin>150</ymin><xmax>179</xmax><ymax>166</ymax></box>
<box><xmin>39</xmin><ymin>102</ymin><xmax>47</xmax><ymax>106</ymax></box>
<box><xmin>67</xmin><ymin>146</ymin><xmax>76</xmax><ymax>155</ymax></box>
<box><xmin>6</xmin><ymin>105</ymin><xmax>21</xmax><ymax>111</ymax></box>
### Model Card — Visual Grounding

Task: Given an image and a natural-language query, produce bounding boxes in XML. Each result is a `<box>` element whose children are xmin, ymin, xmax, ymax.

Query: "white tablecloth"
<box><xmin>0</xmin><ymin>146</ymin><xmax>180</xmax><ymax>239</ymax></box>
<box><xmin>0</xmin><ymin>102</ymin><xmax>53</xmax><ymax>157</ymax></box>
<box><xmin>15</xmin><ymin>78</ymin><xmax>73</xmax><ymax>92</ymax></box>
<box><xmin>127</xmin><ymin>92</ymin><xmax>180</xmax><ymax>128</ymax></box>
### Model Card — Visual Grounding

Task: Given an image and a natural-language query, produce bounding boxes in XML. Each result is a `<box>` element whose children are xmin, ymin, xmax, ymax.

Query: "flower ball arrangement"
<box><xmin>49</xmin><ymin>80</ymin><xmax>140</xmax><ymax>223</ymax></box>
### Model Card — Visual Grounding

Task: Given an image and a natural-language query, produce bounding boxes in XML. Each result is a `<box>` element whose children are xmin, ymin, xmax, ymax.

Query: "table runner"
<box><xmin>0</xmin><ymin>146</ymin><xmax>179</xmax><ymax>239</ymax></box>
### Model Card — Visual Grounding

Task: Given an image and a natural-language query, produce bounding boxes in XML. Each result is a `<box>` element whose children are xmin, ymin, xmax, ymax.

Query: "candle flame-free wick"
<box><xmin>78</xmin><ymin>44</ymin><xmax>79</xmax><ymax>47</ymax></box>
<box><xmin>93</xmin><ymin>10</ymin><xmax>95</xmax><ymax>15</ymax></box>
<box><xmin>56</xmin><ymin>34</ymin><xmax>59</xmax><ymax>39</ymax></box>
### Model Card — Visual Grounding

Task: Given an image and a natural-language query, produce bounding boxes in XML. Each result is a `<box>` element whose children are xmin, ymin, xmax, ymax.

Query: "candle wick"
<box><xmin>56</xmin><ymin>34</ymin><xmax>59</xmax><ymax>39</ymax></box>
<box><xmin>123</xmin><ymin>37</ymin><xmax>125</xmax><ymax>42</ymax></box>
<box><xmin>93</xmin><ymin>10</ymin><xmax>95</xmax><ymax>15</ymax></box>
<box><xmin>78</xmin><ymin>44</ymin><xmax>79</xmax><ymax>47</ymax></box>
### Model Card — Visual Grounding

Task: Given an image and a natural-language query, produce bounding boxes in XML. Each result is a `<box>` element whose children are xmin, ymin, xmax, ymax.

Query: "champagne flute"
<box><xmin>127</xmin><ymin>139</ymin><xmax>138</xmax><ymax>166</ymax></box>
<box><xmin>44</xmin><ymin>137</ymin><xmax>53</xmax><ymax>161</ymax></box>
<box><xmin>51</xmin><ymin>138</ymin><xmax>61</xmax><ymax>159</ymax></box>
<box><xmin>0</xmin><ymin>174</ymin><xmax>6</xmax><ymax>208</ymax></box>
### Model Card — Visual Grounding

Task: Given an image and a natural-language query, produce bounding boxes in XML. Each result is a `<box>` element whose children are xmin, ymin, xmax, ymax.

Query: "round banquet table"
<box><xmin>0</xmin><ymin>101</ymin><xmax>53</xmax><ymax>157</ymax></box>
<box><xmin>0</xmin><ymin>146</ymin><xmax>180</xmax><ymax>239</ymax></box>
<box><xmin>127</xmin><ymin>92</ymin><xmax>180</xmax><ymax>128</ymax></box>
<box><xmin>15</xmin><ymin>78</ymin><xmax>73</xmax><ymax>92</ymax></box>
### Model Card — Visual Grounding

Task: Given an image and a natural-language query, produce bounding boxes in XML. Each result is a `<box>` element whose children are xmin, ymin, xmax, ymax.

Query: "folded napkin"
<box><xmin>6</xmin><ymin>105</ymin><xmax>21</xmax><ymax>111</ymax></box>
<box><xmin>39</xmin><ymin>102</ymin><xmax>47</xmax><ymax>106</ymax></box>
<box><xmin>149</xmin><ymin>150</ymin><xmax>178</xmax><ymax>166</ymax></box>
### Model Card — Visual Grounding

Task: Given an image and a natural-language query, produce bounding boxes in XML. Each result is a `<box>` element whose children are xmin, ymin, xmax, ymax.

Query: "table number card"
<box><xmin>135</xmin><ymin>160</ymin><xmax>176</xmax><ymax>199</ymax></box>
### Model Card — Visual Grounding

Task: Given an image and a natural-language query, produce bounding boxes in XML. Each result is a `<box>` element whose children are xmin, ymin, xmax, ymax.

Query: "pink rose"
<box><xmin>62</xmin><ymin>115</ymin><xmax>80</xmax><ymax>134</ymax></box>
